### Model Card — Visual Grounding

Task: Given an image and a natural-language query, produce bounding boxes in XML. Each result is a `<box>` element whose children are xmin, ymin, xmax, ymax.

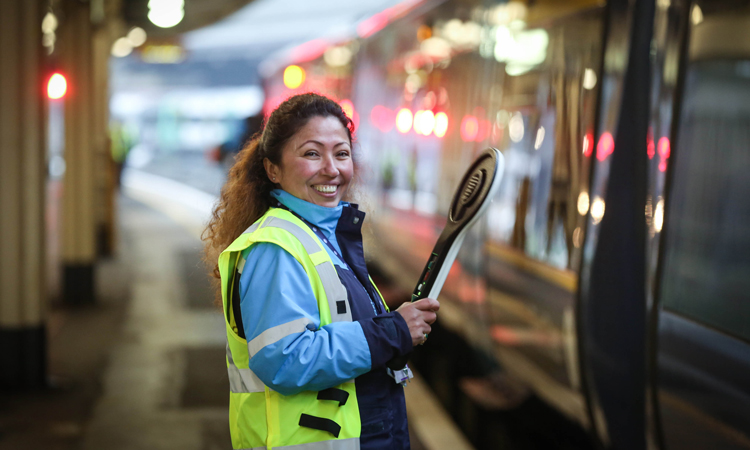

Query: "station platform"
<box><xmin>0</xmin><ymin>168</ymin><xmax>473</xmax><ymax>450</ymax></box>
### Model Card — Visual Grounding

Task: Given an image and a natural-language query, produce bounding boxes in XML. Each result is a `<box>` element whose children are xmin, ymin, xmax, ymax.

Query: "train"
<box><xmin>257</xmin><ymin>0</ymin><xmax>750</xmax><ymax>448</ymax></box>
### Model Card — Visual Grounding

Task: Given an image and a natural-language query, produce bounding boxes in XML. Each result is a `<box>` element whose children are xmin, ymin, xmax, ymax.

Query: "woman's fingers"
<box><xmin>423</xmin><ymin>311</ymin><xmax>437</xmax><ymax>324</ymax></box>
<box><xmin>412</xmin><ymin>325</ymin><xmax>430</xmax><ymax>346</ymax></box>
<box><xmin>395</xmin><ymin>298</ymin><xmax>440</xmax><ymax>346</ymax></box>
<box><xmin>414</xmin><ymin>298</ymin><xmax>440</xmax><ymax>312</ymax></box>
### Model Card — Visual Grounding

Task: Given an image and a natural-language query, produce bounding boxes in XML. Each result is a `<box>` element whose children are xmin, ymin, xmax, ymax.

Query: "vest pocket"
<box><xmin>298</xmin><ymin>387</ymin><xmax>351</xmax><ymax>438</ymax></box>
<box><xmin>317</xmin><ymin>387</ymin><xmax>349</xmax><ymax>406</ymax></box>
<box><xmin>299</xmin><ymin>413</ymin><xmax>342</xmax><ymax>438</ymax></box>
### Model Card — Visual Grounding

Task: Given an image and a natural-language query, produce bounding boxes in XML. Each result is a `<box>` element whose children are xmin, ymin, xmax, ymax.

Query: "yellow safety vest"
<box><xmin>219</xmin><ymin>207</ymin><xmax>386</xmax><ymax>450</ymax></box>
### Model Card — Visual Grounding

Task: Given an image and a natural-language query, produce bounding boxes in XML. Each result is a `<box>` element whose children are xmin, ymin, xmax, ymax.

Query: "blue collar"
<box><xmin>270</xmin><ymin>189</ymin><xmax>353</xmax><ymax>239</ymax></box>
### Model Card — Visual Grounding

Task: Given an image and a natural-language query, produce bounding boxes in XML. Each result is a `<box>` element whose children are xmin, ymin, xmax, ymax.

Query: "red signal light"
<box><xmin>47</xmin><ymin>73</ymin><xmax>67</xmax><ymax>99</ymax></box>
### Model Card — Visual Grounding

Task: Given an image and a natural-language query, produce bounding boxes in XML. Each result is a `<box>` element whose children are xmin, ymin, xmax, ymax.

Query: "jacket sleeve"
<box><xmin>359</xmin><ymin>310</ymin><xmax>413</xmax><ymax>370</ymax></box>
<box><xmin>240</xmin><ymin>242</ymin><xmax>373</xmax><ymax>395</ymax></box>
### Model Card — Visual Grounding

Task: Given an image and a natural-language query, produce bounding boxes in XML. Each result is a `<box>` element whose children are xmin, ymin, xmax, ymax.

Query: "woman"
<box><xmin>203</xmin><ymin>93</ymin><xmax>439</xmax><ymax>450</ymax></box>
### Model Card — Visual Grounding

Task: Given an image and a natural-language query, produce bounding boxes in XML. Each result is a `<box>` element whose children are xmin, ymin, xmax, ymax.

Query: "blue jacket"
<box><xmin>239</xmin><ymin>189</ymin><xmax>413</xmax><ymax>449</ymax></box>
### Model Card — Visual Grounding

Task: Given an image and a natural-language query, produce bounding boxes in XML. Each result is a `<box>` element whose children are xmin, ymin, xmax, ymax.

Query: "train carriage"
<box><xmin>260</xmin><ymin>0</ymin><xmax>750</xmax><ymax>448</ymax></box>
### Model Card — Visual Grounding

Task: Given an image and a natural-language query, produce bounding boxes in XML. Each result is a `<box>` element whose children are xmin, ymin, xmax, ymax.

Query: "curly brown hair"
<box><xmin>202</xmin><ymin>93</ymin><xmax>355</xmax><ymax>304</ymax></box>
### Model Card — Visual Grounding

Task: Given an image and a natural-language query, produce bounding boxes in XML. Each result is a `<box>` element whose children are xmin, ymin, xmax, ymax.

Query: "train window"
<box><xmin>659</xmin><ymin>3</ymin><xmax>750</xmax><ymax>342</ymax></box>
<box><xmin>484</xmin><ymin>6</ymin><xmax>604</xmax><ymax>272</ymax></box>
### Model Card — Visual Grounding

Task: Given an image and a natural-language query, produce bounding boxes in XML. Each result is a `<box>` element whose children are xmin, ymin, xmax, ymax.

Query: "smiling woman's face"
<box><xmin>264</xmin><ymin>115</ymin><xmax>353</xmax><ymax>208</ymax></box>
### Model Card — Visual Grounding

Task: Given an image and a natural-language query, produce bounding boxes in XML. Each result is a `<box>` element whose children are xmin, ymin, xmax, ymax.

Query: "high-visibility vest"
<box><xmin>219</xmin><ymin>207</ymin><xmax>386</xmax><ymax>450</ymax></box>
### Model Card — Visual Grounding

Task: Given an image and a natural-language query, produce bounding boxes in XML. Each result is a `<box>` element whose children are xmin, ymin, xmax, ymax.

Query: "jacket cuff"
<box><xmin>359</xmin><ymin>312</ymin><xmax>413</xmax><ymax>369</ymax></box>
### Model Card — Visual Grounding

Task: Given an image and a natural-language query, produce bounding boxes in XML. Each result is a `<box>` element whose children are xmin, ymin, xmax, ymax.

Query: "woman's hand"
<box><xmin>395</xmin><ymin>298</ymin><xmax>440</xmax><ymax>347</ymax></box>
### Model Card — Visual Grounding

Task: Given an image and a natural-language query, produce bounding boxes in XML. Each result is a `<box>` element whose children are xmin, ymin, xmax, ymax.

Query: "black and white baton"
<box><xmin>388</xmin><ymin>147</ymin><xmax>505</xmax><ymax>371</ymax></box>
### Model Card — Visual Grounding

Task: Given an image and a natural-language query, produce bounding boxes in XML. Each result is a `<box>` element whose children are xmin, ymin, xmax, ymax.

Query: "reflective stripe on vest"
<box><xmin>262</xmin><ymin>216</ymin><xmax>319</xmax><ymax>253</ymax></box>
<box><xmin>275</xmin><ymin>437</ymin><xmax>360</xmax><ymax>449</ymax></box>
<box><xmin>234</xmin><ymin>438</ymin><xmax>360</xmax><ymax>450</ymax></box>
<box><xmin>226</xmin><ymin>344</ymin><xmax>265</xmax><ymax>394</ymax></box>
<box><xmin>247</xmin><ymin>317</ymin><xmax>313</xmax><ymax>358</ymax></box>
<box><xmin>242</xmin><ymin>222</ymin><xmax>261</xmax><ymax>235</ymax></box>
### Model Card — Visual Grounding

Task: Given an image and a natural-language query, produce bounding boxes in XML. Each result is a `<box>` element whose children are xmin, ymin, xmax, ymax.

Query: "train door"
<box><xmin>575</xmin><ymin>0</ymin><xmax>655</xmax><ymax>446</ymax></box>
<box><xmin>650</xmin><ymin>0</ymin><xmax>750</xmax><ymax>448</ymax></box>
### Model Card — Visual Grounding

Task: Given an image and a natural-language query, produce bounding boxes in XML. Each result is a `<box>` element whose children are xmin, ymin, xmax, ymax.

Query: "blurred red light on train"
<box><xmin>460</xmin><ymin>115</ymin><xmax>479</xmax><ymax>142</ymax></box>
<box><xmin>647</xmin><ymin>129</ymin><xmax>655</xmax><ymax>159</ymax></box>
<box><xmin>396</xmin><ymin>108</ymin><xmax>413</xmax><ymax>134</ymax></box>
<box><xmin>596</xmin><ymin>132</ymin><xmax>614</xmax><ymax>161</ymax></box>
<box><xmin>434</xmin><ymin>112</ymin><xmax>449</xmax><ymax>138</ymax></box>
<box><xmin>370</xmin><ymin>105</ymin><xmax>394</xmax><ymax>132</ymax></box>
<box><xmin>658</xmin><ymin>137</ymin><xmax>670</xmax><ymax>172</ymax></box>
<box><xmin>583</xmin><ymin>132</ymin><xmax>594</xmax><ymax>157</ymax></box>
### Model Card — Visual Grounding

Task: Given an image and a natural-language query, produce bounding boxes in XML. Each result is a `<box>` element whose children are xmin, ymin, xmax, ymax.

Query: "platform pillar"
<box><xmin>59</xmin><ymin>1</ymin><xmax>98</xmax><ymax>305</ymax></box>
<box><xmin>0</xmin><ymin>0</ymin><xmax>48</xmax><ymax>389</ymax></box>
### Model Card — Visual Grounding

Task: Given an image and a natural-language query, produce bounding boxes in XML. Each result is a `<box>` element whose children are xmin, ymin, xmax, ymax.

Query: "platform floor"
<box><xmin>0</xmin><ymin>170</ymin><xmax>473</xmax><ymax>450</ymax></box>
